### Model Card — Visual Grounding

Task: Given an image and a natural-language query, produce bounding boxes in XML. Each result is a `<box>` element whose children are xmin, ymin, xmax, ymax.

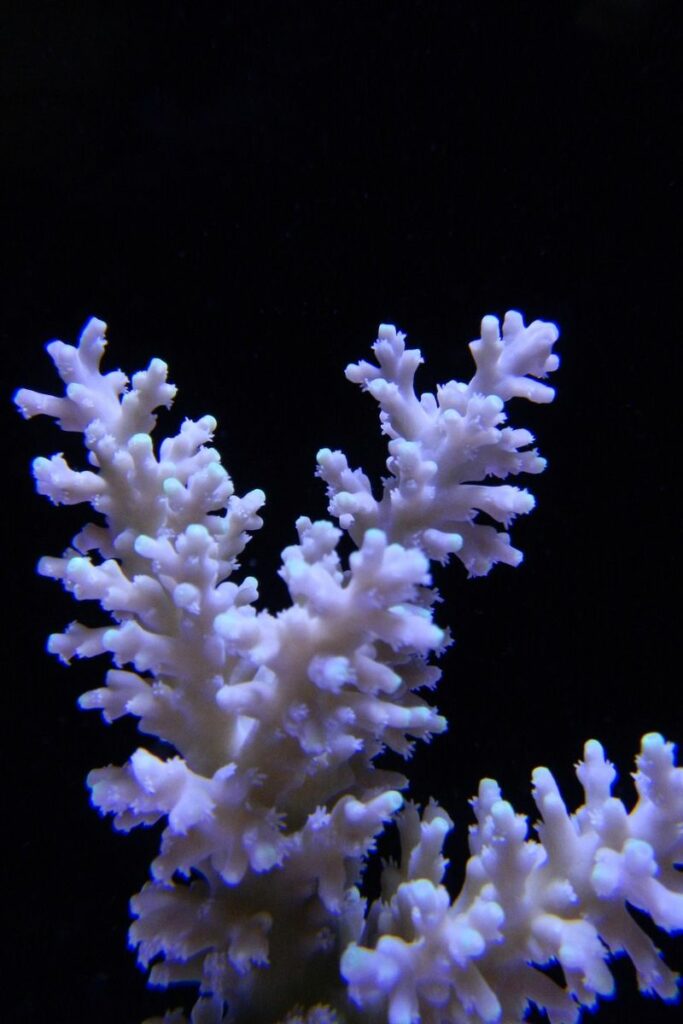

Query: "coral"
<box><xmin>15</xmin><ymin>313</ymin><xmax>680</xmax><ymax>1023</ymax></box>
<box><xmin>343</xmin><ymin>734</ymin><xmax>682</xmax><ymax>1024</ymax></box>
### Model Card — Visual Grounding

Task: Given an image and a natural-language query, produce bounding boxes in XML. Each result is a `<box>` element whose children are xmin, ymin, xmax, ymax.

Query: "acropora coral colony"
<box><xmin>16</xmin><ymin>313</ymin><xmax>681</xmax><ymax>1024</ymax></box>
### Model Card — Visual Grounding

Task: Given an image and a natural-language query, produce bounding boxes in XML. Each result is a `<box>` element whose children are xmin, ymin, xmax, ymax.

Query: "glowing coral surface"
<box><xmin>16</xmin><ymin>314</ymin><xmax>681</xmax><ymax>1023</ymax></box>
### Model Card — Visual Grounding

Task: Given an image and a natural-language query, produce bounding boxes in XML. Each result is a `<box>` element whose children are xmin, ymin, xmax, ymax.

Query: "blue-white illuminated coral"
<box><xmin>343</xmin><ymin>734</ymin><xmax>682</xmax><ymax>1024</ymax></box>
<box><xmin>15</xmin><ymin>312</ymin><xmax>680</xmax><ymax>1023</ymax></box>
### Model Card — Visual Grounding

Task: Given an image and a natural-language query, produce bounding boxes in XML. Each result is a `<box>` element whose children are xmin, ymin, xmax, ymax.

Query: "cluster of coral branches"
<box><xmin>16</xmin><ymin>314</ymin><xmax>681</xmax><ymax>1023</ymax></box>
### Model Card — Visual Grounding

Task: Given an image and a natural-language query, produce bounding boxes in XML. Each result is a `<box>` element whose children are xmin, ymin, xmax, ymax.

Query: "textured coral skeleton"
<box><xmin>16</xmin><ymin>314</ymin><xmax>682</xmax><ymax>1023</ymax></box>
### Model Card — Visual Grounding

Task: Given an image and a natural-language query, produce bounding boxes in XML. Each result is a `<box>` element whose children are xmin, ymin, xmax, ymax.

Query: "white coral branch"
<box><xmin>319</xmin><ymin>312</ymin><xmax>558</xmax><ymax>576</ymax></box>
<box><xmin>342</xmin><ymin>733</ymin><xmax>682</xmax><ymax>1024</ymax></box>
<box><xmin>20</xmin><ymin>314</ymin><xmax>677</xmax><ymax>1023</ymax></box>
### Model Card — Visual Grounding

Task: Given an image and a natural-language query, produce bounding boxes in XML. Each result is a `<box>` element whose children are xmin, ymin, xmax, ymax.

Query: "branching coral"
<box><xmin>15</xmin><ymin>313</ymin><xmax>681</xmax><ymax>1023</ymax></box>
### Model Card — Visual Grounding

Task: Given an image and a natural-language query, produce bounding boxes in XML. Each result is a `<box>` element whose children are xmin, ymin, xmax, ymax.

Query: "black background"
<box><xmin>2</xmin><ymin>2</ymin><xmax>681</xmax><ymax>1023</ymax></box>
